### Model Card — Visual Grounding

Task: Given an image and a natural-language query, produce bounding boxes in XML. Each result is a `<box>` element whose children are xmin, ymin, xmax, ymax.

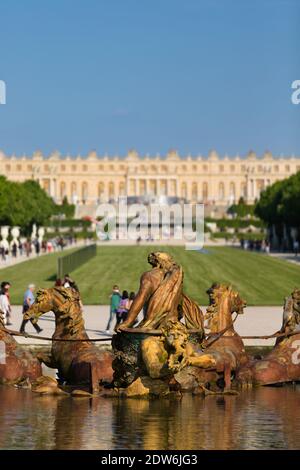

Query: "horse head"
<box><xmin>23</xmin><ymin>288</ymin><xmax>54</xmax><ymax>322</ymax></box>
<box><xmin>205</xmin><ymin>284</ymin><xmax>246</xmax><ymax>333</ymax></box>
<box><xmin>24</xmin><ymin>287</ymin><xmax>84</xmax><ymax>337</ymax></box>
<box><xmin>281</xmin><ymin>289</ymin><xmax>300</xmax><ymax>334</ymax></box>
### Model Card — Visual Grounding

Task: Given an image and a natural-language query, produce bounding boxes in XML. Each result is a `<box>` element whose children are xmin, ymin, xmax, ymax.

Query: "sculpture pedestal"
<box><xmin>112</xmin><ymin>331</ymin><xmax>150</xmax><ymax>387</ymax></box>
<box><xmin>112</xmin><ymin>328</ymin><xmax>203</xmax><ymax>388</ymax></box>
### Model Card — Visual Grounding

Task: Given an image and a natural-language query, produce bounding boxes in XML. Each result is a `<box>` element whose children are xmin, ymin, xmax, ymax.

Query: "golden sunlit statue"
<box><xmin>116</xmin><ymin>251</ymin><xmax>204</xmax><ymax>332</ymax></box>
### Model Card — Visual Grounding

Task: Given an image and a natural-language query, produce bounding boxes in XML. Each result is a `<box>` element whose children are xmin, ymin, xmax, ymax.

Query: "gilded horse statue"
<box><xmin>237</xmin><ymin>288</ymin><xmax>300</xmax><ymax>386</ymax></box>
<box><xmin>0</xmin><ymin>309</ymin><xmax>42</xmax><ymax>385</ymax></box>
<box><xmin>23</xmin><ymin>287</ymin><xmax>113</xmax><ymax>393</ymax></box>
<box><xmin>167</xmin><ymin>284</ymin><xmax>248</xmax><ymax>390</ymax></box>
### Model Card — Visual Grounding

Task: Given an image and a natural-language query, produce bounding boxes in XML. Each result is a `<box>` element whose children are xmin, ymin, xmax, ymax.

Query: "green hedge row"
<box><xmin>49</xmin><ymin>218</ymin><xmax>92</xmax><ymax>228</ymax></box>
<box><xmin>211</xmin><ymin>232</ymin><xmax>266</xmax><ymax>241</ymax></box>
<box><xmin>205</xmin><ymin>218</ymin><xmax>265</xmax><ymax>229</ymax></box>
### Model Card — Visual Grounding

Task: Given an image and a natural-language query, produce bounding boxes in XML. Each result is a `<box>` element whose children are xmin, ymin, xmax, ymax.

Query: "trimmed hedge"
<box><xmin>49</xmin><ymin>218</ymin><xmax>92</xmax><ymax>228</ymax></box>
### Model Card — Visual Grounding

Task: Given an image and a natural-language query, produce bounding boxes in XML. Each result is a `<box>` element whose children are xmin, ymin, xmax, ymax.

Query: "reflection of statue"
<box><xmin>23</xmin><ymin>287</ymin><xmax>113</xmax><ymax>393</ymax></box>
<box><xmin>0</xmin><ymin>308</ymin><xmax>42</xmax><ymax>385</ymax></box>
<box><xmin>237</xmin><ymin>288</ymin><xmax>300</xmax><ymax>386</ymax></box>
<box><xmin>117</xmin><ymin>251</ymin><xmax>204</xmax><ymax>332</ymax></box>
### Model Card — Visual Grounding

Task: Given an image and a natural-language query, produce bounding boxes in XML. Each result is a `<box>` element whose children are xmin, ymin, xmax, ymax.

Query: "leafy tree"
<box><xmin>0</xmin><ymin>176</ymin><xmax>55</xmax><ymax>233</ymax></box>
<box><xmin>255</xmin><ymin>171</ymin><xmax>300</xmax><ymax>227</ymax></box>
<box><xmin>53</xmin><ymin>195</ymin><xmax>75</xmax><ymax>218</ymax></box>
<box><xmin>227</xmin><ymin>202</ymin><xmax>255</xmax><ymax>218</ymax></box>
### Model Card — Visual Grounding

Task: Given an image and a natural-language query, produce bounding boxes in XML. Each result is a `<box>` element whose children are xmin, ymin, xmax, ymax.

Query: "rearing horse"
<box><xmin>24</xmin><ymin>287</ymin><xmax>113</xmax><ymax>393</ymax></box>
<box><xmin>182</xmin><ymin>284</ymin><xmax>248</xmax><ymax>389</ymax></box>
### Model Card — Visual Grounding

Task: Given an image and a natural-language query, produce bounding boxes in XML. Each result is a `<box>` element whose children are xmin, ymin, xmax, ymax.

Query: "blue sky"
<box><xmin>0</xmin><ymin>0</ymin><xmax>299</xmax><ymax>157</ymax></box>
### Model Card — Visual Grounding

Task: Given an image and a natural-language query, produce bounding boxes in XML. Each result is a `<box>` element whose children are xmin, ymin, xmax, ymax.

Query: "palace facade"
<box><xmin>0</xmin><ymin>149</ymin><xmax>299</xmax><ymax>206</ymax></box>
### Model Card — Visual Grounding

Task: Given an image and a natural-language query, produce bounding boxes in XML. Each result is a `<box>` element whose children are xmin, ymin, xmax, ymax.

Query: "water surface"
<box><xmin>0</xmin><ymin>386</ymin><xmax>300</xmax><ymax>450</ymax></box>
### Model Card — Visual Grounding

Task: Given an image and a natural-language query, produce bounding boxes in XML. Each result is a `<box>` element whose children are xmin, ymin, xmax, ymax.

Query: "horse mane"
<box><xmin>36</xmin><ymin>287</ymin><xmax>84</xmax><ymax>336</ymax></box>
<box><xmin>0</xmin><ymin>309</ymin><xmax>5</xmax><ymax>328</ymax></box>
<box><xmin>283</xmin><ymin>288</ymin><xmax>300</xmax><ymax>332</ymax></box>
<box><xmin>206</xmin><ymin>284</ymin><xmax>232</xmax><ymax>318</ymax></box>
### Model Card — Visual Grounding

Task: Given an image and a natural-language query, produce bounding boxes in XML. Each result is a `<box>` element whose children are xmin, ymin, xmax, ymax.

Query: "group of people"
<box><xmin>1</xmin><ymin>276</ymin><xmax>135</xmax><ymax>336</ymax></box>
<box><xmin>0</xmin><ymin>281</ymin><xmax>42</xmax><ymax>333</ymax></box>
<box><xmin>0</xmin><ymin>236</ymin><xmax>77</xmax><ymax>264</ymax></box>
<box><xmin>54</xmin><ymin>274</ymin><xmax>80</xmax><ymax>292</ymax></box>
<box><xmin>0</xmin><ymin>273</ymin><xmax>80</xmax><ymax>335</ymax></box>
<box><xmin>240</xmin><ymin>238</ymin><xmax>270</xmax><ymax>253</ymax></box>
<box><xmin>106</xmin><ymin>286</ymin><xmax>135</xmax><ymax>333</ymax></box>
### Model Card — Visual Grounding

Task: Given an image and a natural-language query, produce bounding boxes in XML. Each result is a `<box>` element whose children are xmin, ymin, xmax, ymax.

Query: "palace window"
<box><xmin>61</xmin><ymin>164</ymin><xmax>66</xmax><ymax>171</ymax></box>
<box><xmin>219</xmin><ymin>165</ymin><xmax>224</xmax><ymax>173</ymax></box>
<box><xmin>108</xmin><ymin>182</ymin><xmax>115</xmax><ymax>198</ymax></box>
<box><xmin>241</xmin><ymin>182</ymin><xmax>247</xmax><ymax>198</ymax></box>
<box><xmin>71</xmin><ymin>182</ymin><xmax>77</xmax><ymax>194</ymax></box>
<box><xmin>27</xmin><ymin>164</ymin><xmax>33</xmax><ymax>172</ymax></box>
<box><xmin>82</xmin><ymin>164</ymin><xmax>88</xmax><ymax>172</ymax></box>
<box><xmin>44</xmin><ymin>164</ymin><xmax>50</xmax><ymax>172</ymax></box>
<box><xmin>192</xmin><ymin>182</ymin><xmax>198</xmax><ymax>200</ymax></box>
<box><xmin>119</xmin><ymin>181</ymin><xmax>125</xmax><ymax>196</ymax></box>
<box><xmin>181</xmin><ymin>165</ymin><xmax>187</xmax><ymax>172</ymax></box>
<box><xmin>285</xmin><ymin>165</ymin><xmax>290</xmax><ymax>172</ymax></box>
<box><xmin>230</xmin><ymin>165</ymin><xmax>235</xmax><ymax>172</ymax></box>
<box><xmin>60</xmin><ymin>182</ymin><xmax>66</xmax><ymax>199</ymax></box>
<box><xmin>229</xmin><ymin>182</ymin><xmax>236</xmax><ymax>199</ymax></box>
<box><xmin>98</xmin><ymin>182</ymin><xmax>104</xmax><ymax>198</ymax></box>
<box><xmin>82</xmin><ymin>182</ymin><xmax>88</xmax><ymax>202</ymax></box>
<box><xmin>17</xmin><ymin>164</ymin><xmax>22</xmax><ymax>171</ymax></box>
<box><xmin>274</xmin><ymin>165</ymin><xmax>279</xmax><ymax>172</ymax></box>
<box><xmin>71</xmin><ymin>164</ymin><xmax>76</xmax><ymax>171</ymax></box>
<box><xmin>203</xmin><ymin>182</ymin><xmax>208</xmax><ymax>200</ymax></box>
<box><xmin>98</xmin><ymin>165</ymin><xmax>104</xmax><ymax>171</ymax></box>
<box><xmin>219</xmin><ymin>182</ymin><xmax>225</xmax><ymax>199</ymax></box>
<box><xmin>203</xmin><ymin>164</ymin><xmax>208</xmax><ymax>172</ymax></box>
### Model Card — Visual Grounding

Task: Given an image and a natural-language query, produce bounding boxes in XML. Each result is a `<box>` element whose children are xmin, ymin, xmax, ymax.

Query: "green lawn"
<box><xmin>1</xmin><ymin>246</ymin><xmax>299</xmax><ymax>305</ymax></box>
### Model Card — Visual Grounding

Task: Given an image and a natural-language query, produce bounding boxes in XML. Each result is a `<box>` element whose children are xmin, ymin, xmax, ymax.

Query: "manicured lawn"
<box><xmin>1</xmin><ymin>245</ymin><xmax>300</xmax><ymax>306</ymax></box>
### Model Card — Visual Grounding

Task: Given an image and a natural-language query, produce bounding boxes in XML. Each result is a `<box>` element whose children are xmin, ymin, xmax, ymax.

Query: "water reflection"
<box><xmin>0</xmin><ymin>386</ymin><xmax>300</xmax><ymax>449</ymax></box>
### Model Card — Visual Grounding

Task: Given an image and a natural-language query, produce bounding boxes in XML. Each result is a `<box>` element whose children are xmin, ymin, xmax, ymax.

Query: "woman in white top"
<box><xmin>0</xmin><ymin>281</ymin><xmax>12</xmax><ymax>325</ymax></box>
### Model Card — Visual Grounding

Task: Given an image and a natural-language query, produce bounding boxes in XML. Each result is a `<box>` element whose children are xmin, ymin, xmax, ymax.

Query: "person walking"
<box><xmin>123</xmin><ymin>291</ymin><xmax>137</xmax><ymax>324</ymax></box>
<box><xmin>63</xmin><ymin>274</ymin><xmax>79</xmax><ymax>292</ymax></box>
<box><xmin>0</xmin><ymin>281</ymin><xmax>12</xmax><ymax>325</ymax></box>
<box><xmin>115</xmin><ymin>290</ymin><xmax>130</xmax><ymax>328</ymax></box>
<box><xmin>19</xmin><ymin>284</ymin><xmax>43</xmax><ymax>334</ymax></box>
<box><xmin>106</xmin><ymin>285</ymin><xmax>121</xmax><ymax>333</ymax></box>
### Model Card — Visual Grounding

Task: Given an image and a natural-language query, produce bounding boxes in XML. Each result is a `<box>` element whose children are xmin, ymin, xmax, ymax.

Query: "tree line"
<box><xmin>0</xmin><ymin>176</ymin><xmax>75</xmax><ymax>234</ymax></box>
<box><xmin>255</xmin><ymin>171</ymin><xmax>300</xmax><ymax>227</ymax></box>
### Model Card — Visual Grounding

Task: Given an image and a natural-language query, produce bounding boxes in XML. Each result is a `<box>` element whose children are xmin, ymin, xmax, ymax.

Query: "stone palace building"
<box><xmin>1</xmin><ymin>149</ymin><xmax>299</xmax><ymax>208</ymax></box>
